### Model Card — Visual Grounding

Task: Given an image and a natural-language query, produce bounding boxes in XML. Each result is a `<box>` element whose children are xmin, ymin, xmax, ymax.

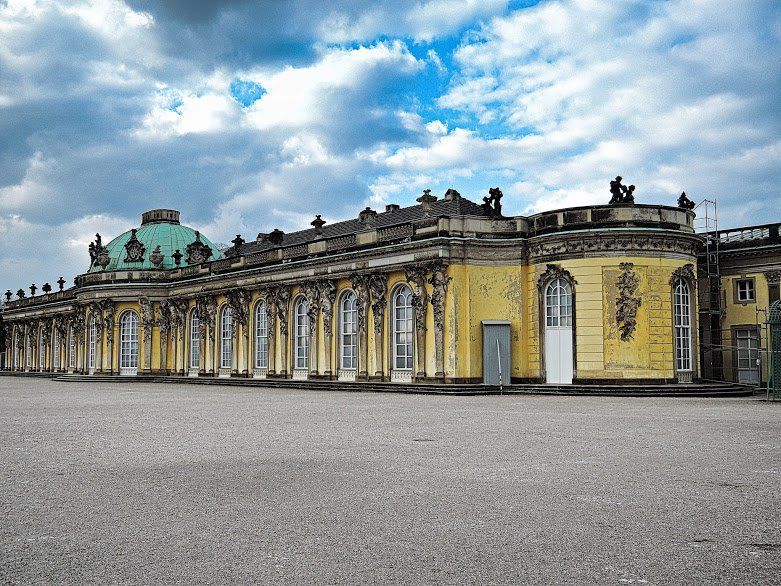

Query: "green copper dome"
<box><xmin>88</xmin><ymin>209</ymin><xmax>222</xmax><ymax>273</ymax></box>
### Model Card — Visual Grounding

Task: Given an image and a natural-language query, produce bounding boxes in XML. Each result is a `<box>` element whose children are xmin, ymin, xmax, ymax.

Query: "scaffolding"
<box><xmin>695</xmin><ymin>199</ymin><xmax>724</xmax><ymax>380</ymax></box>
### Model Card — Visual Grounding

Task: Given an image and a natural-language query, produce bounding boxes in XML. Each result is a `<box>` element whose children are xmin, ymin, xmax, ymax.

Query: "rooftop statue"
<box><xmin>482</xmin><ymin>187</ymin><xmax>504</xmax><ymax>218</ymax></box>
<box><xmin>677</xmin><ymin>191</ymin><xmax>695</xmax><ymax>210</ymax></box>
<box><xmin>609</xmin><ymin>176</ymin><xmax>636</xmax><ymax>205</ymax></box>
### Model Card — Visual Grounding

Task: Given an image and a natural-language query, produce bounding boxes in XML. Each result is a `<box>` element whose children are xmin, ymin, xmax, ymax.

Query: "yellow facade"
<box><xmin>3</xmin><ymin>200</ymin><xmax>703</xmax><ymax>385</ymax></box>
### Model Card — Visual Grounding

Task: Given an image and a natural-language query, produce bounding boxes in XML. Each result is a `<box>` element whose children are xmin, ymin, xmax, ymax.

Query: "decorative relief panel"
<box><xmin>616</xmin><ymin>262</ymin><xmax>642</xmax><ymax>341</ymax></box>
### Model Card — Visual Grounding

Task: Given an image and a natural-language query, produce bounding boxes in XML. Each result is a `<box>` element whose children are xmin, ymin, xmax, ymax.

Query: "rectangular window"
<box><xmin>735</xmin><ymin>278</ymin><xmax>755</xmax><ymax>303</ymax></box>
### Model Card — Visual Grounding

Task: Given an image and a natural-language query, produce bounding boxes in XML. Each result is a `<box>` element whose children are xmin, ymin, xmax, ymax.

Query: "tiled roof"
<box><xmin>236</xmin><ymin>194</ymin><xmax>492</xmax><ymax>256</ymax></box>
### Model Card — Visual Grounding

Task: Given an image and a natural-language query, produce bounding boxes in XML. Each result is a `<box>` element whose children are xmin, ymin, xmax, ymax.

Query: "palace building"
<box><xmin>0</xmin><ymin>185</ymin><xmax>707</xmax><ymax>385</ymax></box>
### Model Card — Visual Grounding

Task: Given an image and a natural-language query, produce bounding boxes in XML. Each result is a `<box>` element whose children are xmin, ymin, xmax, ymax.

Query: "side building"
<box><xmin>699</xmin><ymin>223</ymin><xmax>781</xmax><ymax>385</ymax></box>
<box><xmin>1</xmin><ymin>189</ymin><xmax>701</xmax><ymax>385</ymax></box>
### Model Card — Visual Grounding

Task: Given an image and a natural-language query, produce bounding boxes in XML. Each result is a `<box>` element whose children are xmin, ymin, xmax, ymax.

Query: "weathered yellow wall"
<box><xmin>720</xmin><ymin>272</ymin><xmax>772</xmax><ymax>382</ymax></box>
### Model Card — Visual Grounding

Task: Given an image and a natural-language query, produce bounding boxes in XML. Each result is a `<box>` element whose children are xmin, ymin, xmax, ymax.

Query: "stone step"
<box><xmin>48</xmin><ymin>373</ymin><xmax>755</xmax><ymax>397</ymax></box>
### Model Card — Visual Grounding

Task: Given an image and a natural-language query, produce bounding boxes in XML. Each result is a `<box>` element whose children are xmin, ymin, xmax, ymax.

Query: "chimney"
<box><xmin>385</xmin><ymin>204</ymin><xmax>400</xmax><ymax>213</ymax></box>
<box><xmin>358</xmin><ymin>207</ymin><xmax>378</xmax><ymax>226</ymax></box>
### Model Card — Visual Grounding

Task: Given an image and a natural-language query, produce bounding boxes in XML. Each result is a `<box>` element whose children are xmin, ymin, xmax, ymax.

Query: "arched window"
<box><xmin>87</xmin><ymin>316</ymin><xmax>96</xmax><ymax>371</ymax></box>
<box><xmin>674</xmin><ymin>279</ymin><xmax>692</xmax><ymax>372</ymax></box>
<box><xmin>545</xmin><ymin>278</ymin><xmax>572</xmax><ymax>327</ymax></box>
<box><xmin>38</xmin><ymin>328</ymin><xmax>46</xmax><ymax>369</ymax></box>
<box><xmin>392</xmin><ymin>286</ymin><xmax>414</xmax><ymax>370</ymax></box>
<box><xmin>189</xmin><ymin>311</ymin><xmax>200</xmax><ymax>369</ymax></box>
<box><xmin>220</xmin><ymin>305</ymin><xmax>233</xmax><ymax>369</ymax></box>
<box><xmin>53</xmin><ymin>328</ymin><xmax>60</xmax><ymax>369</ymax></box>
<box><xmin>25</xmin><ymin>333</ymin><xmax>31</xmax><ymax>369</ymax></box>
<box><xmin>119</xmin><ymin>311</ymin><xmax>139</xmax><ymax>373</ymax></box>
<box><xmin>68</xmin><ymin>325</ymin><xmax>75</xmax><ymax>369</ymax></box>
<box><xmin>294</xmin><ymin>297</ymin><xmax>309</xmax><ymax>369</ymax></box>
<box><xmin>340</xmin><ymin>291</ymin><xmax>357</xmax><ymax>370</ymax></box>
<box><xmin>255</xmin><ymin>301</ymin><xmax>268</xmax><ymax>369</ymax></box>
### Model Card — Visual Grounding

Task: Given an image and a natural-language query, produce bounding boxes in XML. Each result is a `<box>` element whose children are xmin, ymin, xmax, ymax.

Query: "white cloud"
<box><xmin>243</xmin><ymin>41</ymin><xmax>423</xmax><ymax>130</ymax></box>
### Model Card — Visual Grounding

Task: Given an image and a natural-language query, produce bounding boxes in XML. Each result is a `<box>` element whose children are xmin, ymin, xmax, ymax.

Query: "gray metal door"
<box><xmin>483</xmin><ymin>321</ymin><xmax>511</xmax><ymax>385</ymax></box>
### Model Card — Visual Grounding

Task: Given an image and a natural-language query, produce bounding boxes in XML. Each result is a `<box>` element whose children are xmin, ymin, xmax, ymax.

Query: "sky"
<box><xmin>0</xmin><ymin>0</ymin><xmax>779</xmax><ymax>293</ymax></box>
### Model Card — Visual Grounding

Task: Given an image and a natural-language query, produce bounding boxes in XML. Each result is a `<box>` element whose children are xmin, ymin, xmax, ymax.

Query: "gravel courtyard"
<box><xmin>1</xmin><ymin>377</ymin><xmax>779</xmax><ymax>585</ymax></box>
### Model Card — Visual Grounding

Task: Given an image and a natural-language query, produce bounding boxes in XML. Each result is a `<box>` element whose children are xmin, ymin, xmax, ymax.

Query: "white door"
<box><xmin>544</xmin><ymin>278</ymin><xmax>573</xmax><ymax>384</ymax></box>
<box><xmin>735</xmin><ymin>327</ymin><xmax>759</xmax><ymax>385</ymax></box>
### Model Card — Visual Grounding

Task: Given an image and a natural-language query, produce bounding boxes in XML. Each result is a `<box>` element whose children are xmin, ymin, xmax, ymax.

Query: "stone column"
<box><xmin>28</xmin><ymin>322</ymin><xmax>38</xmax><ymax>372</ymax></box>
<box><xmin>102</xmin><ymin>302</ymin><xmax>115</xmax><ymax>374</ymax></box>
<box><xmin>319</xmin><ymin>281</ymin><xmax>337</xmax><ymax>378</ymax></box>
<box><xmin>428</xmin><ymin>264</ymin><xmax>451</xmax><ymax>380</ymax></box>
<box><xmin>369</xmin><ymin>274</ymin><xmax>388</xmax><ymax>379</ymax></box>
<box><xmin>158</xmin><ymin>307</ymin><xmax>170</xmax><ymax>374</ymax></box>
<box><xmin>206</xmin><ymin>297</ymin><xmax>217</xmax><ymax>375</ymax></box>
<box><xmin>73</xmin><ymin>310</ymin><xmax>86</xmax><ymax>374</ymax></box>
<box><xmin>267</xmin><ymin>295</ymin><xmax>277</xmax><ymax>375</ymax></box>
<box><xmin>405</xmin><ymin>266</ymin><xmax>429</xmax><ymax>380</ymax></box>
<box><xmin>92</xmin><ymin>307</ymin><xmax>104</xmax><ymax>374</ymax></box>
<box><xmin>274</xmin><ymin>286</ymin><xmax>291</xmax><ymax>377</ymax></box>
<box><xmin>351</xmin><ymin>275</ymin><xmax>370</xmax><ymax>379</ymax></box>
<box><xmin>304</xmin><ymin>284</ymin><xmax>320</xmax><ymax>376</ymax></box>
<box><xmin>139</xmin><ymin>297</ymin><xmax>154</xmax><ymax>373</ymax></box>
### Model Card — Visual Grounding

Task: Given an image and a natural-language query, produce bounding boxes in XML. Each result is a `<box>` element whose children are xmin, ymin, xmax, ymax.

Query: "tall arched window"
<box><xmin>68</xmin><ymin>325</ymin><xmax>75</xmax><ymax>369</ymax></box>
<box><xmin>392</xmin><ymin>286</ymin><xmax>414</xmax><ymax>370</ymax></box>
<box><xmin>545</xmin><ymin>278</ymin><xmax>573</xmax><ymax>327</ymax></box>
<box><xmin>220</xmin><ymin>305</ymin><xmax>233</xmax><ymax>369</ymax></box>
<box><xmin>119</xmin><ymin>311</ymin><xmax>139</xmax><ymax>374</ymax></box>
<box><xmin>25</xmin><ymin>333</ymin><xmax>31</xmax><ymax>369</ymax></box>
<box><xmin>38</xmin><ymin>328</ymin><xmax>46</xmax><ymax>369</ymax></box>
<box><xmin>190</xmin><ymin>311</ymin><xmax>200</xmax><ymax>369</ymax></box>
<box><xmin>674</xmin><ymin>279</ymin><xmax>692</xmax><ymax>372</ymax></box>
<box><xmin>87</xmin><ymin>316</ymin><xmax>96</xmax><ymax>371</ymax></box>
<box><xmin>340</xmin><ymin>291</ymin><xmax>357</xmax><ymax>370</ymax></box>
<box><xmin>294</xmin><ymin>297</ymin><xmax>309</xmax><ymax>369</ymax></box>
<box><xmin>255</xmin><ymin>301</ymin><xmax>269</xmax><ymax>369</ymax></box>
<box><xmin>53</xmin><ymin>328</ymin><xmax>60</xmax><ymax>369</ymax></box>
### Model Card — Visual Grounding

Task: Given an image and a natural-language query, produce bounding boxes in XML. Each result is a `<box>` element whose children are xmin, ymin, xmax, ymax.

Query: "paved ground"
<box><xmin>0</xmin><ymin>377</ymin><xmax>779</xmax><ymax>585</ymax></box>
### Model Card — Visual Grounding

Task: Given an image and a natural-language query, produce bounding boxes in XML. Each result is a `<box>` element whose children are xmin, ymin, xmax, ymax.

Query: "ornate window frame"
<box><xmin>339</xmin><ymin>290</ymin><xmax>358</xmax><ymax>373</ymax></box>
<box><xmin>118</xmin><ymin>310</ymin><xmax>139</xmax><ymax>374</ymax></box>
<box><xmin>670</xmin><ymin>264</ymin><xmax>698</xmax><ymax>382</ymax></box>
<box><xmin>390</xmin><ymin>283</ymin><xmax>414</xmax><ymax>375</ymax></box>
<box><xmin>219</xmin><ymin>304</ymin><xmax>233</xmax><ymax>373</ymax></box>
<box><xmin>254</xmin><ymin>299</ymin><xmax>269</xmax><ymax>370</ymax></box>
<box><xmin>188</xmin><ymin>308</ymin><xmax>200</xmax><ymax>372</ymax></box>
<box><xmin>536</xmin><ymin>264</ymin><xmax>578</xmax><ymax>383</ymax></box>
<box><xmin>293</xmin><ymin>295</ymin><xmax>309</xmax><ymax>372</ymax></box>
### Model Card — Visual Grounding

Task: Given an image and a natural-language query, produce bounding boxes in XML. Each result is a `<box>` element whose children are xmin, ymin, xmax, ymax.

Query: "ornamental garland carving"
<box><xmin>168</xmin><ymin>299</ymin><xmax>188</xmax><ymax>339</ymax></box>
<box><xmin>156</xmin><ymin>301</ymin><xmax>172</xmax><ymax>334</ymax></box>
<box><xmin>72</xmin><ymin>310</ymin><xmax>86</xmax><ymax>337</ymax></box>
<box><xmin>28</xmin><ymin>320</ymin><xmax>38</xmax><ymax>344</ymax></box>
<box><xmin>616</xmin><ymin>262</ymin><xmax>642</xmax><ymax>341</ymax></box>
<box><xmin>427</xmin><ymin>263</ymin><xmax>451</xmax><ymax>333</ymax></box>
<box><xmin>536</xmin><ymin>264</ymin><xmax>578</xmax><ymax>291</ymax></box>
<box><xmin>368</xmin><ymin>274</ymin><xmax>388</xmax><ymax>334</ymax></box>
<box><xmin>99</xmin><ymin>301</ymin><xmax>116</xmax><ymax>343</ymax></box>
<box><xmin>226</xmin><ymin>289</ymin><xmax>251</xmax><ymax>337</ymax></box>
<box><xmin>669</xmin><ymin>263</ymin><xmax>696</xmax><ymax>286</ymax></box>
<box><xmin>195</xmin><ymin>296</ymin><xmax>214</xmax><ymax>339</ymax></box>
<box><xmin>139</xmin><ymin>297</ymin><xmax>155</xmax><ymax>343</ymax></box>
<box><xmin>350</xmin><ymin>274</ymin><xmax>370</xmax><ymax>334</ymax></box>
<box><xmin>273</xmin><ymin>286</ymin><xmax>291</xmax><ymax>337</ymax></box>
<box><xmin>404</xmin><ymin>265</ymin><xmax>429</xmax><ymax>332</ymax></box>
<box><xmin>528</xmin><ymin>234</ymin><xmax>698</xmax><ymax>261</ymax></box>
<box><xmin>765</xmin><ymin>270</ymin><xmax>781</xmax><ymax>285</ymax></box>
<box><xmin>123</xmin><ymin>229</ymin><xmax>146</xmax><ymax>263</ymax></box>
<box><xmin>318</xmin><ymin>281</ymin><xmax>338</xmax><ymax>336</ymax></box>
